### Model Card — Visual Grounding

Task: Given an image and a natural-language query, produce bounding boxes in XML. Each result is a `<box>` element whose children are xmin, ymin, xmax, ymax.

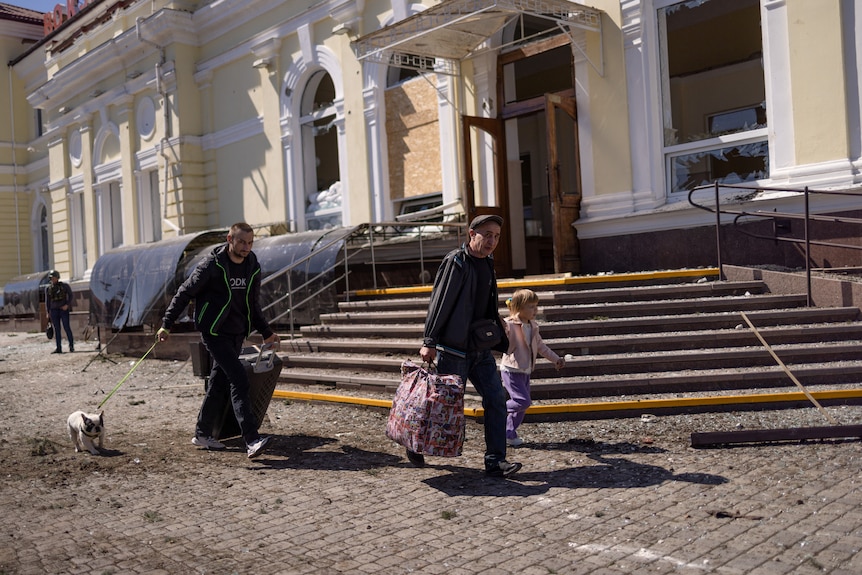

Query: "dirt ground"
<box><xmin>3</xmin><ymin>330</ymin><xmax>862</xmax><ymax>574</ymax></box>
<box><xmin>3</xmin><ymin>328</ymin><xmax>861</xmax><ymax>485</ymax></box>
<box><xmin>0</xmin><ymin>330</ymin><xmax>403</xmax><ymax>483</ymax></box>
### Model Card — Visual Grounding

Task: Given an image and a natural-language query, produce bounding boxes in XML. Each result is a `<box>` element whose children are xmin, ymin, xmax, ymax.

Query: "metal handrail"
<box><xmin>258</xmin><ymin>219</ymin><xmax>466</xmax><ymax>337</ymax></box>
<box><xmin>688</xmin><ymin>182</ymin><xmax>862</xmax><ymax>306</ymax></box>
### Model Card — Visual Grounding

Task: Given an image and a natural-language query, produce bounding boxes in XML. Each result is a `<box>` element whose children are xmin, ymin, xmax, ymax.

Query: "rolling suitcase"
<box><xmin>211</xmin><ymin>344</ymin><xmax>283</xmax><ymax>440</ymax></box>
<box><xmin>386</xmin><ymin>360</ymin><xmax>465</xmax><ymax>457</ymax></box>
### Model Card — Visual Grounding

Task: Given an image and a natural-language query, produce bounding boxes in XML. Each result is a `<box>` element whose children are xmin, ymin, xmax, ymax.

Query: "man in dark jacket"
<box><xmin>158</xmin><ymin>222</ymin><xmax>280</xmax><ymax>459</ymax></box>
<box><xmin>417</xmin><ymin>214</ymin><xmax>521</xmax><ymax>477</ymax></box>
<box><xmin>46</xmin><ymin>270</ymin><xmax>74</xmax><ymax>354</ymax></box>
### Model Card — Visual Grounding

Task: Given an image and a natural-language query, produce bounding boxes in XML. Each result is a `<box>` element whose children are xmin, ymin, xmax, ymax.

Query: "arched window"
<box><xmin>301</xmin><ymin>70</ymin><xmax>341</xmax><ymax>230</ymax></box>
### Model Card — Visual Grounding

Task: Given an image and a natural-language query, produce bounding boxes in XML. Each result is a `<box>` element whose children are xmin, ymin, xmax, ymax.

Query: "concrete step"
<box><xmin>320</xmin><ymin>293</ymin><xmax>807</xmax><ymax>325</ymax></box>
<box><xmin>300</xmin><ymin>306</ymin><xmax>861</xmax><ymax>339</ymax></box>
<box><xmin>559</xmin><ymin>323</ymin><xmax>862</xmax><ymax>355</ymax></box>
<box><xmin>285</xmin><ymin>323</ymin><xmax>862</xmax><ymax>356</ymax></box>
<box><xmin>280</xmin><ymin>341</ymin><xmax>862</xmax><ymax>378</ymax></box>
<box><xmin>277</xmin><ymin>362</ymin><xmax>862</xmax><ymax>399</ymax></box>
<box><xmin>527</xmin><ymin>362</ymin><xmax>862</xmax><ymax>399</ymax></box>
<box><xmin>337</xmin><ymin>280</ymin><xmax>768</xmax><ymax>311</ymax></box>
<box><xmin>542</xmin><ymin>293</ymin><xmax>809</xmax><ymax>321</ymax></box>
<box><xmin>538</xmin><ymin>307</ymin><xmax>861</xmax><ymax>337</ymax></box>
<box><xmin>537</xmin><ymin>341</ymin><xmax>862</xmax><ymax>377</ymax></box>
<box><xmin>279</xmin><ymin>270</ymin><xmax>862</xmax><ymax>410</ymax></box>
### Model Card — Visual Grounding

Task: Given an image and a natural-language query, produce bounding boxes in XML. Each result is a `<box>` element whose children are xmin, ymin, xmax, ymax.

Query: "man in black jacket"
<box><xmin>46</xmin><ymin>270</ymin><xmax>74</xmax><ymax>354</ymax></box>
<box><xmin>158</xmin><ymin>222</ymin><xmax>279</xmax><ymax>459</ymax></box>
<box><xmin>418</xmin><ymin>214</ymin><xmax>521</xmax><ymax>477</ymax></box>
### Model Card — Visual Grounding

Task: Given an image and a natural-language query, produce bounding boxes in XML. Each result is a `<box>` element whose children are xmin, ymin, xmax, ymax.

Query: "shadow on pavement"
<box><xmin>250</xmin><ymin>434</ymin><xmax>402</xmax><ymax>471</ymax></box>
<box><xmin>421</xmin><ymin>440</ymin><xmax>727</xmax><ymax>497</ymax></box>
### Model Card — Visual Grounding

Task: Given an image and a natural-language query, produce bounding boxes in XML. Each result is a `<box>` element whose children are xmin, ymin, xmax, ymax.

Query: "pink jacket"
<box><xmin>500</xmin><ymin>316</ymin><xmax>561</xmax><ymax>373</ymax></box>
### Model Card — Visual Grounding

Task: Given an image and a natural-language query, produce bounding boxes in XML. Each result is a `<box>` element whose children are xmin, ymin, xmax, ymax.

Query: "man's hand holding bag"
<box><xmin>386</xmin><ymin>360</ymin><xmax>465</xmax><ymax>457</ymax></box>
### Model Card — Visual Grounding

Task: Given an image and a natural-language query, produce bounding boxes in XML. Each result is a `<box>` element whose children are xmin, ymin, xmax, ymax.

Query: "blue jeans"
<box><xmin>437</xmin><ymin>348</ymin><xmax>508</xmax><ymax>470</ymax></box>
<box><xmin>198</xmin><ymin>334</ymin><xmax>260</xmax><ymax>445</ymax></box>
<box><xmin>49</xmin><ymin>308</ymin><xmax>73</xmax><ymax>350</ymax></box>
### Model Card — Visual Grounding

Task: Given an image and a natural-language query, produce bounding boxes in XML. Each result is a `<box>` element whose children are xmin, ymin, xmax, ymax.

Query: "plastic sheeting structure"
<box><xmin>88</xmin><ymin>229</ymin><xmax>343</xmax><ymax>330</ymax></box>
<box><xmin>0</xmin><ymin>271</ymin><xmax>51</xmax><ymax>317</ymax></box>
<box><xmin>89</xmin><ymin>231</ymin><xmax>227</xmax><ymax>330</ymax></box>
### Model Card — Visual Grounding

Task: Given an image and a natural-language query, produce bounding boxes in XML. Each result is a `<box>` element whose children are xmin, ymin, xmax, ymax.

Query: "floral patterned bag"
<box><xmin>386</xmin><ymin>360</ymin><xmax>465</xmax><ymax>457</ymax></box>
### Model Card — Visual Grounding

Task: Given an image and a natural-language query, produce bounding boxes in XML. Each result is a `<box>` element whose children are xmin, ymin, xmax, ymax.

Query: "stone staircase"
<box><xmin>278</xmin><ymin>272</ymin><xmax>862</xmax><ymax>407</ymax></box>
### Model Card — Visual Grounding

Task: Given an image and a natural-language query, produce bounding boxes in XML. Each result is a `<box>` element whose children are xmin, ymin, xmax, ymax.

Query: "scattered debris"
<box><xmin>709</xmin><ymin>510</ymin><xmax>764</xmax><ymax>521</ymax></box>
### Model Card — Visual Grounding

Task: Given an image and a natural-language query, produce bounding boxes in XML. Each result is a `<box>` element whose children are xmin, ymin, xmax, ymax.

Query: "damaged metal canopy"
<box><xmin>352</xmin><ymin>0</ymin><xmax>603</xmax><ymax>75</ymax></box>
<box><xmin>89</xmin><ymin>231</ymin><xmax>228</xmax><ymax>330</ymax></box>
<box><xmin>89</xmin><ymin>229</ymin><xmax>344</xmax><ymax>331</ymax></box>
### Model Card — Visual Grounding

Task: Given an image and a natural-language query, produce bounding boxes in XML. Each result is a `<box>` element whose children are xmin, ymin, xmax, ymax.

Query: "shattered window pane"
<box><xmin>670</xmin><ymin>140</ymin><xmax>768</xmax><ymax>194</ymax></box>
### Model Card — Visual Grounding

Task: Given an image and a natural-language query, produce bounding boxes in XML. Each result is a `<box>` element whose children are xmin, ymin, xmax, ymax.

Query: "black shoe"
<box><xmin>52</xmin><ymin>349</ymin><xmax>62</xmax><ymax>354</ymax></box>
<box><xmin>69</xmin><ymin>346</ymin><xmax>74</xmax><ymax>352</ymax></box>
<box><xmin>486</xmin><ymin>460</ymin><xmax>522</xmax><ymax>478</ymax></box>
<box><xmin>406</xmin><ymin>449</ymin><xmax>425</xmax><ymax>468</ymax></box>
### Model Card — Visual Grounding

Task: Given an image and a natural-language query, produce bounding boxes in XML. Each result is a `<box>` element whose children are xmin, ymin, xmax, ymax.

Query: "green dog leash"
<box><xmin>97</xmin><ymin>338</ymin><xmax>159</xmax><ymax>409</ymax></box>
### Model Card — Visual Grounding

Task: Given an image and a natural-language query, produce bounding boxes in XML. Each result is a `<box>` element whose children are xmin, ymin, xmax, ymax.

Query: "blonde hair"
<box><xmin>506</xmin><ymin>288</ymin><xmax>539</xmax><ymax>314</ymax></box>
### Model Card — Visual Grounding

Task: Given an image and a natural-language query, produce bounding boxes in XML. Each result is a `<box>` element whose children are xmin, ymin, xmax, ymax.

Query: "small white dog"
<box><xmin>67</xmin><ymin>411</ymin><xmax>105</xmax><ymax>455</ymax></box>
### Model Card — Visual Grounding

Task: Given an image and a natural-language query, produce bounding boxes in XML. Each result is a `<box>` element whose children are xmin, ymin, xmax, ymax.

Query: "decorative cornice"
<box><xmin>195</xmin><ymin>0</ymin><xmax>287</xmax><ymax>45</ymax></box>
<box><xmin>27</xmin><ymin>12</ymin><xmax>189</xmax><ymax>109</ymax></box>
<box><xmin>138</xmin><ymin>9</ymin><xmax>197</xmax><ymax>47</ymax></box>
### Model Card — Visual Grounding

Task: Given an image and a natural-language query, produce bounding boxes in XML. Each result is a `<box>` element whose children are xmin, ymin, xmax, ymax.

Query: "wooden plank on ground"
<box><xmin>691</xmin><ymin>425</ymin><xmax>862</xmax><ymax>447</ymax></box>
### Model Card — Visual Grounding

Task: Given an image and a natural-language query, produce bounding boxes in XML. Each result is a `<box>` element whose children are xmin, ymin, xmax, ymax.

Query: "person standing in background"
<box><xmin>46</xmin><ymin>270</ymin><xmax>74</xmax><ymax>354</ymax></box>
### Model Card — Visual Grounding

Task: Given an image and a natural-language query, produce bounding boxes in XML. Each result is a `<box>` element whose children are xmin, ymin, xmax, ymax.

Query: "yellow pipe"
<box><xmin>355</xmin><ymin>268</ymin><xmax>719</xmax><ymax>297</ymax></box>
<box><xmin>273</xmin><ymin>387</ymin><xmax>862</xmax><ymax>418</ymax></box>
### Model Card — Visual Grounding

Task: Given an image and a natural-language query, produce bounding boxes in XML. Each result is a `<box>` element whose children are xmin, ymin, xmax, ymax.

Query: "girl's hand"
<box><xmin>555</xmin><ymin>357</ymin><xmax>565</xmax><ymax>370</ymax></box>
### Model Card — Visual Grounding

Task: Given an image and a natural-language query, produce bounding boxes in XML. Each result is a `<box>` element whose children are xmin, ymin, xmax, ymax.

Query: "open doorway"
<box><xmin>499</xmin><ymin>27</ymin><xmax>581</xmax><ymax>276</ymax></box>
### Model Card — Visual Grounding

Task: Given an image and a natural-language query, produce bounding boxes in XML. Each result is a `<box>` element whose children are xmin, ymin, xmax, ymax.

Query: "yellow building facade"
<box><xmin>2</xmin><ymin>0</ymin><xmax>861</xmax><ymax>289</ymax></box>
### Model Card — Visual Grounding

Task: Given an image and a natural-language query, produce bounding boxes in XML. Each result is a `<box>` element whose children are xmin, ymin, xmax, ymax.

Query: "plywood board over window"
<box><xmin>385</xmin><ymin>75</ymin><xmax>443</xmax><ymax>201</ymax></box>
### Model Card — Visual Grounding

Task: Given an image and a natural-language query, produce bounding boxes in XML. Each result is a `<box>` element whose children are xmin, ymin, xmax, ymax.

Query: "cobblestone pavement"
<box><xmin>1</xmin><ymin>331</ymin><xmax>861</xmax><ymax>574</ymax></box>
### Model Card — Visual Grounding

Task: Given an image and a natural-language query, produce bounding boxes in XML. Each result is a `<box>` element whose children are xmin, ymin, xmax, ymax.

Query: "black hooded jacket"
<box><xmin>162</xmin><ymin>244</ymin><xmax>274</xmax><ymax>340</ymax></box>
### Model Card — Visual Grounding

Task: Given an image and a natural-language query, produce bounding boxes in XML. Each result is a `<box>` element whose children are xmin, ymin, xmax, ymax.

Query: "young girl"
<box><xmin>500</xmin><ymin>289</ymin><xmax>565</xmax><ymax>446</ymax></box>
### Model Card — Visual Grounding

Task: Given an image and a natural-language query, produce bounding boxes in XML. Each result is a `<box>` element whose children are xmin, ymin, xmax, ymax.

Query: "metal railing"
<box><xmin>689</xmin><ymin>182</ymin><xmax>862</xmax><ymax>306</ymax></box>
<box><xmin>259</xmin><ymin>219</ymin><xmax>466</xmax><ymax>337</ymax></box>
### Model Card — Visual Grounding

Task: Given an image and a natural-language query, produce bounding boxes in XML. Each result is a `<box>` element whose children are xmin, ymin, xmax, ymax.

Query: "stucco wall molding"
<box><xmin>768</xmin><ymin>158</ymin><xmax>862</xmax><ymax>189</ymax></box>
<box><xmin>137</xmin><ymin>9</ymin><xmax>197</xmax><ymax>48</ymax></box>
<box><xmin>201</xmin><ymin>116</ymin><xmax>264</xmax><ymax>152</ymax></box>
<box><xmin>577</xmin><ymin>185</ymin><xmax>862</xmax><ymax>241</ymax></box>
<box><xmin>194</xmin><ymin>0</ymin><xmax>288</xmax><ymax>45</ymax></box>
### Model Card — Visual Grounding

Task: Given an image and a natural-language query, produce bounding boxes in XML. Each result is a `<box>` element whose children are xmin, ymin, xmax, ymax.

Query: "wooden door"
<box><xmin>545</xmin><ymin>93</ymin><xmax>582</xmax><ymax>273</ymax></box>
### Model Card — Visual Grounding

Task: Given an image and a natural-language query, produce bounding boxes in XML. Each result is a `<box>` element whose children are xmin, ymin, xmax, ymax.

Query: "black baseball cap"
<box><xmin>49</xmin><ymin>270</ymin><xmax>60</xmax><ymax>278</ymax></box>
<box><xmin>469</xmin><ymin>214</ymin><xmax>504</xmax><ymax>229</ymax></box>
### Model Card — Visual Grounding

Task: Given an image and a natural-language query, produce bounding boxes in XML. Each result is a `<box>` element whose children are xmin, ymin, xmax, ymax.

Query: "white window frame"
<box><xmin>655</xmin><ymin>0</ymin><xmax>769</xmax><ymax>199</ymax></box>
<box><xmin>138</xmin><ymin>170</ymin><xmax>162</xmax><ymax>243</ymax></box>
<box><xmin>300</xmin><ymin>70</ymin><xmax>343</xmax><ymax>231</ymax></box>
<box><xmin>69</xmin><ymin>186</ymin><xmax>87</xmax><ymax>279</ymax></box>
<box><xmin>96</xmin><ymin>181</ymin><xmax>123</xmax><ymax>254</ymax></box>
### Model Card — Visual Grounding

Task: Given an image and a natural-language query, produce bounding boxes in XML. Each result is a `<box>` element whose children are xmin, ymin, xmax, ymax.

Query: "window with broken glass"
<box><xmin>657</xmin><ymin>0</ymin><xmax>768</xmax><ymax>195</ymax></box>
<box><xmin>301</xmin><ymin>71</ymin><xmax>342</xmax><ymax>231</ymax></box>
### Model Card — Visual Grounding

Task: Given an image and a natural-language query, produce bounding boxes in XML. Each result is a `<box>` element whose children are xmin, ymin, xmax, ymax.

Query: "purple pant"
<box><xmin>501</xmin><ymin>370</ymin><xmax>532</xmax><ymax>439</ymax></box>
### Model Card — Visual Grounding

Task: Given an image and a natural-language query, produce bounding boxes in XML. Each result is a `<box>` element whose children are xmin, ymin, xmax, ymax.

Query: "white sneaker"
<box><xmin>192</xmin><ymin>436</ymin><xmax>226</xmax><ymax>450</ymax></box>
<box><xmin>247</xmin><ymin>436</ymin><xmax>270</xmax><ymax>459</ymax></box>
<box><xmin>507</xmin><ymin>437</ymin><xmax>525</xmax><ymax>447</ymax></box>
